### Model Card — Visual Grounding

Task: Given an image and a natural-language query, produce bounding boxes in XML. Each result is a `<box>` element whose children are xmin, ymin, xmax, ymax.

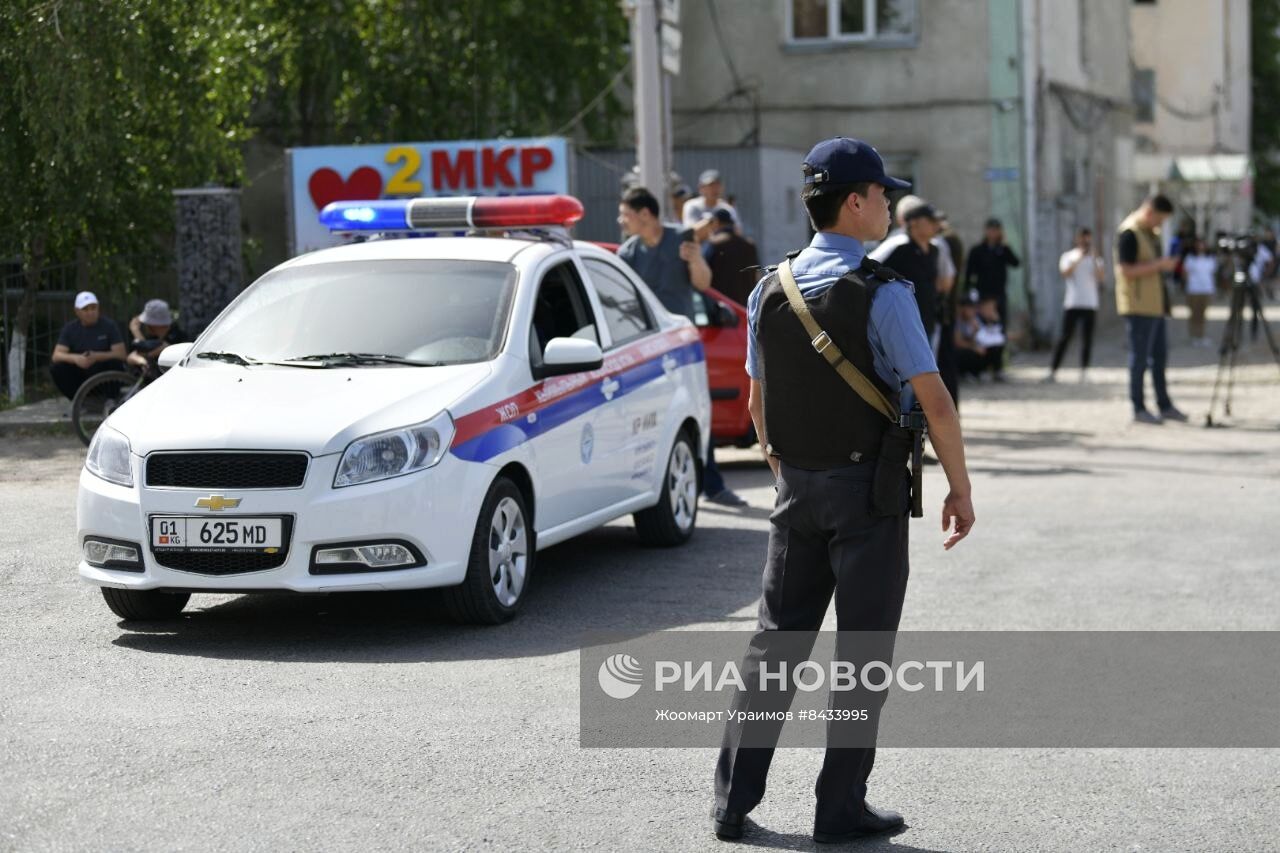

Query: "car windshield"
<box><xmin>191</xmin><ymin>259</ymin><xmax>518</xmax><ymax>367</ymax></box>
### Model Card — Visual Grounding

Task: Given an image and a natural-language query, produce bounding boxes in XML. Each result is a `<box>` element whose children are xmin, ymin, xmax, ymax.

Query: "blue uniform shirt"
<box><xmin>745</xmin><ymin>231</ymin><xmax>937</xmax><ymax>412</ymax></box>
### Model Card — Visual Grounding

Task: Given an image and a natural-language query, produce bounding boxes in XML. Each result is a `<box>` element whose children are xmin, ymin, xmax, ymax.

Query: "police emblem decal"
<box><xmin>580</xmin><ymin>423</ymin><xmax>595</xmax><ymax>464</ymax></box>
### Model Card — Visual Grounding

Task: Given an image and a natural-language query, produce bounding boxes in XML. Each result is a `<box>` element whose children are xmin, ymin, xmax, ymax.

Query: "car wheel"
<box><xmin>444</xmin><ymin>477</ymin><xmax>534</xmax><ymax>625</ymax></box>
<box><xmin>633</xmin><ymin>430</ymin><xmax>698</xmax><ymax>547</ymax></box>
<box><xmin>100</xmin><ymin>587</ymin><xmax>190</xmax><ymax>621</ymax></box>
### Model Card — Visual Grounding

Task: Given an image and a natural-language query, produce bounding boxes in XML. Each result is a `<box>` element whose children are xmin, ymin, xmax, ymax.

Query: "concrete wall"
<box><xmin>668</xmin><ymin>0</ymin><xmax>996</xmax><ymax>248</ymax></box>
<box><xmin>1028</xmin><ymin>0</ymin><xmax>1134</xmax><ymax>338</ymax></box>
<box><xmin>1131</xmin><ymin>0</ymin><xmax>1250</xmax><ymax>155</ymax></box>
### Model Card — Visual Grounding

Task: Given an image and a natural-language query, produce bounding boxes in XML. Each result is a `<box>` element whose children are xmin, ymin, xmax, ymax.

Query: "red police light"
<box><xmin>471</xmin><ymin>195</ymin><xmax>584</xmax><ymax>228</ymax></box>
<box><xmin>397</xmin><ymin>194</ymin><xmax>584</xmax><ymax>231</ymax></box>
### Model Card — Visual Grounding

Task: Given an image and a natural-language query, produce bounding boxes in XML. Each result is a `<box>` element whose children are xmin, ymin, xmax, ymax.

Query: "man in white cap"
<box><xmin>127</xmin><ymin>299</ymin><xmax>188</xmax><ymax>379</ymax></box>
<box><xmin>682</xmin><ymin>169</ymin><xmax>740</xmax><ymax>229</ymax></box>
<box><xmin>49</xmin><ymin>292</ymin><xmax>127</xmax><ymax>400</ymax></box>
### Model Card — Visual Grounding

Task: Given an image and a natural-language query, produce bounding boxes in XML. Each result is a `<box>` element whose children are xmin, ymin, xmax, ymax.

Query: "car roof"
<box><xmin>279</xmin><ymin>235</ymin><xmax>556</xmax><ymax>270</ymax></box>
<box><xmin>274</xmin><ymin>234</ymin><xmax>632</xmax><ymax>277</ymax></box>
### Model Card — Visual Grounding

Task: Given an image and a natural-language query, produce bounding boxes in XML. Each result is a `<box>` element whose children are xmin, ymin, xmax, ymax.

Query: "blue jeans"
<box><xmin>1125</xmin><ymin>315</ymin><xmax>1173</xmax><ymax>413</ymax></box>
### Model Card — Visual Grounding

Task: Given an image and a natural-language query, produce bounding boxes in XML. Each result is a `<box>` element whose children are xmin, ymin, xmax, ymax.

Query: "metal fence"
<box><xmin>1</xmin><ymin>253</ymin><xmax>177</xmax><ymax>399</ymax></box>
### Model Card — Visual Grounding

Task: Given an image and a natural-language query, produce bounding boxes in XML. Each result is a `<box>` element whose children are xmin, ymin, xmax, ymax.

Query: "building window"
<box><xmin>787</xmin><ymin>0</ymin><xmax>918</xmax><ymax>44</ymax></box>
<box><xmin>1133</xmin><ymin>68</ymin><xmax>1156</xmax><ymax>123</ymax></box>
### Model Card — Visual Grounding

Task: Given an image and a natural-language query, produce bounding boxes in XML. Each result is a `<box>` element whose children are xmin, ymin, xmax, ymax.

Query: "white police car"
<box><xmin>77</xmin><ymin>195</ymin><xmax>710</xmax><ymax>624</ymax></box>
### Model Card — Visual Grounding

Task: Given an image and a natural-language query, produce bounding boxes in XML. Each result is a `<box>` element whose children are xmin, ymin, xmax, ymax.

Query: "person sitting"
<box><xmin>127</xmin><ymin>299</ymin><xmax>188</xmax><ymax>381</ymax></box>
<box><xmin>49</xmin><ymin>291</ymin><xmax>127</xmax><ymax>400</ymax></box>
<box><xmin>954</xmin><ymin>292</ymin><xmax>1000</xmax><ymax>380</ymax></box>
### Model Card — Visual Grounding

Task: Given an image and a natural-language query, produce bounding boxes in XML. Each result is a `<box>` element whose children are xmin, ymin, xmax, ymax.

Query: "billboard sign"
<box><xmin>286</xmin><ymin>136</ymin><xmax>571</xmax><ymax>255</ymax></box>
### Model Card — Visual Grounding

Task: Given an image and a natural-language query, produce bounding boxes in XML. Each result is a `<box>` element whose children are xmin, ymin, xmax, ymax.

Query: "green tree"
<box><xmin>1252</xmin><ymin>0</ymin><xmax>1280</xmax><ymax>217</ymax></box>
<box><xmin>0</xmin><ymin>0</ymin><xmax>266</xmax><ymax>399</ymax></box>
<box><xmin>251</xmin><ymin>0</ymin><xmax>629</xmax><ymax>147</ymax></box>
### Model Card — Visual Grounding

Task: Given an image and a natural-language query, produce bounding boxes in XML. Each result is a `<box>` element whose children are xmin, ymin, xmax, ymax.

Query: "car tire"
<box><xmin>444</xmin><ymin>477</ymin><xmax>534</xmax><ymax>625</ymax></box>
<box><xmin>100</xmin><ymin>587</ymin><xmax>190</xmax><ymax>621</ymax></box>
<box><xmin>633</xmin><ymin>430</ymin><xmax>698</xmax><ymax>547</ymax></box>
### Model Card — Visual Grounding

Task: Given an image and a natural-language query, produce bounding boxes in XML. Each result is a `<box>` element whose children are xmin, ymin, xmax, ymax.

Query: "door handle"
<box><xmin>601</xmin><ymin>378</ymin><xmax>620</xmax><ymax>400</ymax></box>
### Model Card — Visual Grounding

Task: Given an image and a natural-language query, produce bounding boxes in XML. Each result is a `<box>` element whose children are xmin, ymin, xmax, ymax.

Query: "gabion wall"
<box><xmin>173</xmin><ymin>188</ymin><xmax>244</xmax><ymax>335</ymax></box>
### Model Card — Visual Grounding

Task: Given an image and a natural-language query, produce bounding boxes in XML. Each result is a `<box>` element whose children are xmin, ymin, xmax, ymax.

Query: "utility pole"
<box><xmin>627</xmin><ymin>0</ymin><xmax>667</xmax><ymax>217</ymax></box>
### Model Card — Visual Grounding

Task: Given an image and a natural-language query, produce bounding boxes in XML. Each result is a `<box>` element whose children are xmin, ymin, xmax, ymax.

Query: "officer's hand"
<box><xmin>679</xmin><ymin>240</ymin><xmax>701</xmax><ymax>263</ymax></box>
<box><xmin>941</xmin><ymin>491</ymin><xmax>974</xmax><ymax>550</ymax></box>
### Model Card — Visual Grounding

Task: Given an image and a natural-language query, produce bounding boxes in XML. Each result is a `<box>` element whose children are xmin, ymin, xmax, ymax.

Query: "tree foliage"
<box><xmin>0</xmin><ymin>1</ymin><xmax>267</xmax><ymax>267</ymax></box>
<box><xmin>1252</xmin><ymin>0</ymin><xmax>1280</xmax><ymax>217</ymax></box>
<box><xmin>252</xmin><ymin>0</ymin><xmax>629</xmax><ymax>147</ymax></box>
<box><xmin>0</xmin><ymin>0</ymin><xmax>630</xmax><ymax>266</ymax></box>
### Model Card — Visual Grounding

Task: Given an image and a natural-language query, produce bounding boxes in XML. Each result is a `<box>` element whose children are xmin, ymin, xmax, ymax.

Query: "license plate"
<box><xmin>151</xmin><ymin>517</ymin><xmax>284</xmax><ymax>552</ymax></box>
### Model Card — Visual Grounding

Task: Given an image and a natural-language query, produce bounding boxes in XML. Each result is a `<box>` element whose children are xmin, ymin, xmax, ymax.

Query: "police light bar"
<box><xmin>319</xmin><ymin>195</ymin><xmax>584</xmax><ymax>232</ymax></box>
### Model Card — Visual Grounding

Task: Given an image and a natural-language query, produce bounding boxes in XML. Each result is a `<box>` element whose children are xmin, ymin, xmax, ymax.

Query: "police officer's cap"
<box><xmin>802</xmin><ymin>138</ymin><xmax>911</xmax><ymax>194</ymax></box>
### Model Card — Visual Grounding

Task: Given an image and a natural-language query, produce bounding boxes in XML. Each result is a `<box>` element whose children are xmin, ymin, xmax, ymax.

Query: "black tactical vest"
<box><xmin>756</xmin><ymin>257</ymin><xmax>902</xmax><ymax>470</ymax></box>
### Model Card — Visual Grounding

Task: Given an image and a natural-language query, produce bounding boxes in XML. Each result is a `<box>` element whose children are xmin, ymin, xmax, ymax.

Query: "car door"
<box><xmin>524</xmin><ymin>259</ymin><xmax>617</xmax><ymax>529</ymax></box>
<box><xmin>582</xmin><ymin>257</ymin><xmax>671</xmax><ymax>502</ymax></box>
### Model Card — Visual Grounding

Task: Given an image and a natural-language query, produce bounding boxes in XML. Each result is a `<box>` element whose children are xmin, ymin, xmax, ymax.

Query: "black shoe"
<box><xmin>1160</xmin><ymin>405</ymin><xmax>1189</xmax><ymax>422</ymax></box>
<box><xmin>711</xmin><ymin>806</ymin><xmax>746</xmax><ymax>840</ymax></box>
<box><xmin>813</xmin><ymin>801</ymin><xmax>905</xmax><ymax>843</ymax></box>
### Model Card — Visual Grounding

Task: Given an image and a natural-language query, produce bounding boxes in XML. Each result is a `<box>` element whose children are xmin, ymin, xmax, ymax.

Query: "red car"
<box><xmin>690</xmin><ymin>288</ymin><xmax>756</xmax><ymax>447</ymax></box>
<box><xmin>595</xmin><ymin>242</ymin><xmax>755</xmax><ymax>447</ymax></box>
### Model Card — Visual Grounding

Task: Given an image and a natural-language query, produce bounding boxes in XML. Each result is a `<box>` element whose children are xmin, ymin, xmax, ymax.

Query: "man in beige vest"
<box><xmin>1114</xmin><ymin>195</ymin><xmax>1187</xmax><ymax>424</ymax></box>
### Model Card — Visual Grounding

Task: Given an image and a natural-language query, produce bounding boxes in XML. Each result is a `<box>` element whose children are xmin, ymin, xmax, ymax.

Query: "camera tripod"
<box><xmin>1204</xmin><ymin>266</ymin><xmax>1280</xmax><ymax>427</ymax></box>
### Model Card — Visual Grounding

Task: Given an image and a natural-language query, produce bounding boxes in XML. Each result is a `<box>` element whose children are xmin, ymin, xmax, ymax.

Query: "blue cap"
<box><xmin>802</xmin><ymin>137</ymin><xmax>911</xmax><ymax>193</ymax></box>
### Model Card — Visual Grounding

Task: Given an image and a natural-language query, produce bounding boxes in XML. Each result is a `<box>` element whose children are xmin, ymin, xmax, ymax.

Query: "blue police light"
<box><xmin>318</xmin><ymin>200</ymin><xmax>412</xmax><ymax>231</ymax></box>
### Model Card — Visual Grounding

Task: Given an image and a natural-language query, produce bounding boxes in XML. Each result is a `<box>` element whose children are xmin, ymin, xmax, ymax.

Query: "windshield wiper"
<box><xmin>281</xmin><ymin>352</ymin><xmax>444</xmax><ymax>367</ymax></box>
<box><xmin>195</xmin><ymin>351</ymin><xmax>261</xmax><ymax>366</ymax></box>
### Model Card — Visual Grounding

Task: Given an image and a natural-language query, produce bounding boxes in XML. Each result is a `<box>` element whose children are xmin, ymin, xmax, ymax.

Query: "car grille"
<box><xmin>151</xmin><ymin>549</ymin><xmax>289</xmax><ymax>575</ymax></box>
<box><xmin>146</xmin><ymin>453</ymin><xmax>309</xmax><ymax>489</ymax></box>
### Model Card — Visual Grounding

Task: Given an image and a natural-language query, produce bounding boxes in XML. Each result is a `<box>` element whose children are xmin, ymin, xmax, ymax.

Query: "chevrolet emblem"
<box><xmin>195</xmin><ymin>494</ymin><xmax>241</xmax><ymax>512</ymax></box>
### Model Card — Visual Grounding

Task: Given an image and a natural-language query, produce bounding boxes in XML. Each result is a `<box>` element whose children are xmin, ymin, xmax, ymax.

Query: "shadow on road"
<box><xmin>731</xmin><ymin>820</ymin><xmax>949</xmax><ymax>852</ymax></box>
<box><xmin>111</xmin><ymin>515</ymin><xmax>770</xmax><ymax>664</ymax></box>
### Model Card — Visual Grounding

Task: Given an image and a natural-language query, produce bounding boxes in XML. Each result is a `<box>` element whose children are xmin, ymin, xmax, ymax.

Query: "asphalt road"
<box><xmin>2</xmin><ymin>330</ymin><xmax>1278</xmax><ymax>852</ymax></box>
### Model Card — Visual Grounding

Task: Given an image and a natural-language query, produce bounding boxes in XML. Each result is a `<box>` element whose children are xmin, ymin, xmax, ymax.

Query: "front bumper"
<box><xmin>76</xmin><ymin>451</ymin><xmax>494</xmax><ymax>593</ymax></box>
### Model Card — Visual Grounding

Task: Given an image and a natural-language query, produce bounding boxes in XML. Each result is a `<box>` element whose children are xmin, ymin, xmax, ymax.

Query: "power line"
<box><xmin>553</xmin><ymin>61</ymin><xmax>631</xmax><ymax>137</ymax></box>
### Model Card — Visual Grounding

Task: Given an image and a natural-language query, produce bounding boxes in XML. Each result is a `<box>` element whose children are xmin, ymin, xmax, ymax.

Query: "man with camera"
<box><xmin>1114</xmin><ymin>194</ymin><xmax>1187</xmax><ymax>424</ymax></box>
<box><xmin>711</xmin><ymin>138</ymin><xmax>974</xmax><ymax>843</ymax></box>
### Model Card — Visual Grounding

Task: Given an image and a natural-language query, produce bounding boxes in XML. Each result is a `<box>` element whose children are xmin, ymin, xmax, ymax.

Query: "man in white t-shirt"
<box><xmin>682</xmin><ymin>169</ymin><xmax>740</xmax><ymax>229</ymax></box>
<box><xmin>1046</xmin><ymin>227</ymin><xmax>1105</xmax><ymax>382</ymax></box>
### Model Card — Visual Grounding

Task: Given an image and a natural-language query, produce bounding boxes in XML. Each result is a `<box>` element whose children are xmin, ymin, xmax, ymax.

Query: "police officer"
<box><xmin>711</xmin><ymin>138</ymin><xmax>975</xmax><ymax>843</ymax></box>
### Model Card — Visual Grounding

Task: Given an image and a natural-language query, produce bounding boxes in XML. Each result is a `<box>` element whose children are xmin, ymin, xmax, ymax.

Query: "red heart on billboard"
<box><xmin>308</xmin><ymin>166</ymin><xmax>384</xmax><ymax>210</ymax></box>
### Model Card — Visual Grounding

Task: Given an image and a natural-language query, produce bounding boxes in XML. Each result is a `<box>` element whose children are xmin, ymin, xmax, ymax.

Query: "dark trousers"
<box><xmin>1050</xmin><ymin>308</ymin><xmax>1097</xmax><ymax>372</ymax></box>
<box><xmin>936</xmin><ymin>322</ymin><xmax>960</xmax><ymax>410</ymax></box>
<box><xmin>1125</xmin><ymin>315</ymin><xmax>1173</xmax><ymax>413</ymax></box>
<box><xmin>715</xmin><ymin>460</ymin><xmax>909</xmax><ymax>833</ymax></box>
<box><xmin>50</xmin><ymin>359</ymin><xmax>126</xmax><ymax>401</ymax></box>
<box><xmin>957</xmin><ymin>347</ymin><xmax>998</xmax><ymax>378</ymax></box>
<box><xmin>702</xmin><ymin>443</ymin><xmax>726</xmax><ymax>496</ymax></box>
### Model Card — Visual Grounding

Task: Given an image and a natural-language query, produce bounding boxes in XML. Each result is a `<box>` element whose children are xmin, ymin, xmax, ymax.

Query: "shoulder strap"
<box><xmin>776</xmin><ymin>259</ymin><xmax>897</xmax><ymax>423</ymax></box>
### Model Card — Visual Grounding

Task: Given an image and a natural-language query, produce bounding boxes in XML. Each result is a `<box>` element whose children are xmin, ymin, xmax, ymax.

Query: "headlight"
<box><xmin>85</xmin><ymin>426</ymin><xmax>134</xmax><ymax>487</ymax></box>
<box><xmin>333</xmin><ymin>411</ymin><xmax>454</xmax><ymax>488</ymax></box>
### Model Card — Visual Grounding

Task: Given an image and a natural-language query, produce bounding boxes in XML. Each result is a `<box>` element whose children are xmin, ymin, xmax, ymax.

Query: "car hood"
<box><xmin>107</xmin><ymin>362</ymin><xmax>492</xmax><ymax>456</ymax></box>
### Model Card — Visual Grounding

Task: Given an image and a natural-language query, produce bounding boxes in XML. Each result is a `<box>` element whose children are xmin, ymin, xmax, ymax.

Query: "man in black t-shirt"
<box><xmin>50</xmin><ymin>291</ymin><xmax>127</xmax><ymax>400</ymax></box>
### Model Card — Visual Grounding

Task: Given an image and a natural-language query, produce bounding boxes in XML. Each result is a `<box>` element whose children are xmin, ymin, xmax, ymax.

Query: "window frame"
<box><xmin>582</xmin><ymin>257</ymin><xmax>658</xmax><ymax>351</ymax></box>
<box><xmin>783</xmin><ymin>0</ymin><xmax>919</xmax><ymax>48</ymax></box>
<box><xmin>526</xmin><ymin>259</ymin><xmax>601</xmax><ymax>373</ymax></box>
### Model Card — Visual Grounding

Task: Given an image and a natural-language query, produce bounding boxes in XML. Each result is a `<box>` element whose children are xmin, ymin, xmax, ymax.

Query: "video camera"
<box><xmin>1216</xmin><ymin>233</ymin><xmax>1255</xmax><ymax>257</ymax></box>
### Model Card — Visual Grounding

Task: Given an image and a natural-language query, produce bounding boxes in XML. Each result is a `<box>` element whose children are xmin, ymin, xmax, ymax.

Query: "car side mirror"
<box><xmin>157</xmin><ymin>342</ymin><xmax>194</xmax><ymax>372</ymax></box>
<box><xmin>537</xmin><ymin>337</ymin><xmax>604</xmax><ymax>378</ymax></box>
<box><xmin>716</xmin><ymin>301</ymin><xmax>741</xmax><ymax>328</ymax></box>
